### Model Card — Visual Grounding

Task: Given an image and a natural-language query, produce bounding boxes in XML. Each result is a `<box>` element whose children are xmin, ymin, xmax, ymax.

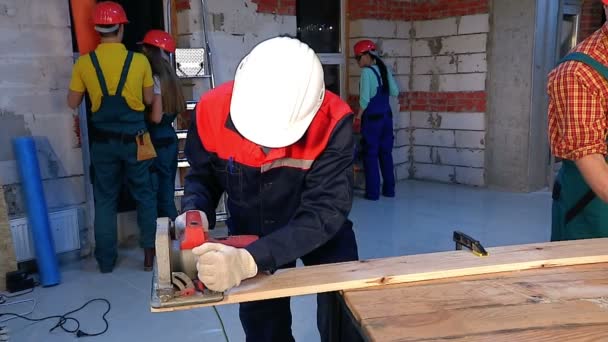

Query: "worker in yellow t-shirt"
<box><xmin>67</xmin><ymin>1</ymin><xmax>157</xmax><ymax>273</ymax></box>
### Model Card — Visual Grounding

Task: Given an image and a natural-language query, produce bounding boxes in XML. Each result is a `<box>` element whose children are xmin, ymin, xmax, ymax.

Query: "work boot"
<box><xmin>144</xmin><ymin>247</ymin><xmax>156</xmax><ymax>271</ymax></box>
<box><xmin>98</xmin><ymin>256</ymin><xmax>117</xmax><ymax>274</ymax></box>
<box><xmin>99</xmin><ymin>264</ymin><xmax>114</xmax><ymax>274</ymax></box>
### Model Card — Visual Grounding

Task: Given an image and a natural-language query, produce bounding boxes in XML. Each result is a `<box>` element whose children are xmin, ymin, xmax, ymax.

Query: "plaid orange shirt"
<box><xmin>548</xmin><ymin>23</ymin><xmax>608</xmax><ymax>160</ymax></box>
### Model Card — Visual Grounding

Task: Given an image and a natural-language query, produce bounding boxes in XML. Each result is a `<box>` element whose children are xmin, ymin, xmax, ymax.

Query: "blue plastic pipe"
<box><xmin>12</xmin><ymin>137</ymin><xmax>61</xmax><ymax>287</ymax></box>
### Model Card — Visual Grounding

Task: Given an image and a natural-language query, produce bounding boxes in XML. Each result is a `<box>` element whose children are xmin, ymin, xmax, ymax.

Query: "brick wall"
<box><xmin>349</xmin><ymin>0</ymin><xmax>488</xmax><ymax>21</ymax></box>
<box><xmin>251</xmin><ymin>0</ymin><xmax>295</xmax><ymax>15</ymax></box>
<box><xmin>255</xmin><ymin>0</ymin><xmax>489</xmax><ymax>21</ymax></box>
<box><xmin>191</xmin><ymin>0</ymin><xmax>489</xmax><ymax>186</ymax></box>
<box><xmin>578</xmin><ymin>0</ymin><xmax>604</xmax><ymax>43</ymax></box>
<box><xmin>349</xmin><ymin>0</ymin><xmax>489</xmax><ymax>186</ymax></box>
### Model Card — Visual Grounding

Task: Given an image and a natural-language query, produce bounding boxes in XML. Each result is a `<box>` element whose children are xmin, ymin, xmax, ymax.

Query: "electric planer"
<box><xmin>150</xmin><ymin>211</ymin><xmax>258</xmax><ymax>309</ymax></box>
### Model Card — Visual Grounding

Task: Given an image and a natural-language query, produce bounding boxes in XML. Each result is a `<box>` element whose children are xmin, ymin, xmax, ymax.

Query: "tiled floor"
<box><xmin>2</xmin><ymin>181</ymin><xmax>552</xmax><ymax>342</ymax></box>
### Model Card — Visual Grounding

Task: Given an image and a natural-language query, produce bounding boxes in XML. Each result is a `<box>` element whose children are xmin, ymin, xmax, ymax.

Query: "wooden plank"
<box><xmin>152</xmin><ymin>238</ymin><xmax>608</xmax><ymax>312</ymax></box>
<box><xmin>0</xmin><ymin>190</ymin><xmax>17</xmax><ymax>291</ymax></box>
<box><xmin>361</xmin><ymin>300</ymin><xmax>608</xmax><ymax>341</ymax></box>
<box><xmin>343</xmin><ymin>264</ymin><xmax>608</xmax><ymax>321</ymax></box>
<box><xmin>424</xmin><ymin>324</ymin><xmax>608</xmax><ymax>342</ymax></box>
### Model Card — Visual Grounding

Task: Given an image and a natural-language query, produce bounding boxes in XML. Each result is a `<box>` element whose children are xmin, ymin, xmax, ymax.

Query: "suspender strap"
<box><xmin>116</xmin><ymin>51</ymin><xmax>134</xmax><ymax>96</ymax></box>
<box><xmin>565</xmin><ymin>189</ymin><xmax>596</xmax><ymax>224</ymax></box>
<box><xmin>89</xmin><ymin>52</ymin><xmax>109</xmax><ymax>97</ymax></box>
<box><xmin>559</xmin><ymin>52</ymin><xmax>608</xmax><ymax>79</ymax></box>
<box><xmin>366</xmin><ymin>66</ymin><xmax>383</xmax><ymax>86</ymax></box>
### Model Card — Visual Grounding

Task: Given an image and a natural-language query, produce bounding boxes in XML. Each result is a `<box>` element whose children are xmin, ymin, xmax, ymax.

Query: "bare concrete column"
<box><xmin>486</xmin><ymin>0</ymin><xmax>559</xmax><ymax>192</ymax></box>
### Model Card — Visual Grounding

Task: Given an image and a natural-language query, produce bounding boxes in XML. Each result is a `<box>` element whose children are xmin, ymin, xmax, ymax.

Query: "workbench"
<box><xmin>340</xmin><ymin>263</ymin><xmax>608</xmax><ymax>341</ymax></box>
<box><xmin>151</xmin><ymin>237</ymin><xmax>608</xmax><ymax>339</ymax></box>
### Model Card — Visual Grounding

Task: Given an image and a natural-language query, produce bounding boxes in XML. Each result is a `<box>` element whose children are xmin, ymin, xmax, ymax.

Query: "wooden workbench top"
<box><xmin>342</xmin><ymin>263</ymin><xmax>608</xmax><ymax>341</ymax></box>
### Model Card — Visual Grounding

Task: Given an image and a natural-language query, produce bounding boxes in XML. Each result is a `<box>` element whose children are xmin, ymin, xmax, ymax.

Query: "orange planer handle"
<box><xmin>180</xmin><ymin>211</ymin><xmax>258</xmax><ymax>250</ymax></box>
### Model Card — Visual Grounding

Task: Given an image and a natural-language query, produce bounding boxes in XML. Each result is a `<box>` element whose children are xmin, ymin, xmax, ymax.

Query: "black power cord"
<box><xmin>212</xmin><ymin>306</ymin><xmax>229</xmax><ymax>342</ymax></box>
<box><xmin>0</xmin><ymin>298</ymin><xmax>111</xmax><ymax>338</ymax></box>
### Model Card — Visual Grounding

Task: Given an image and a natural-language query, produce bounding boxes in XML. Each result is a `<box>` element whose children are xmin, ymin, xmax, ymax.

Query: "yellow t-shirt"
<box><xmin>69</xmin><ymin>43</ymin><xmax>153</xmax><ymax>112</ymax></box>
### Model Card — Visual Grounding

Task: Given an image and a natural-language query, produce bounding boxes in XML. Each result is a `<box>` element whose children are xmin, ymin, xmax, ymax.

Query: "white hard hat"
<box><xmin>230</xmin><ymin>37</ymin><xmax>325</xmax><ymax>148</ymax></box>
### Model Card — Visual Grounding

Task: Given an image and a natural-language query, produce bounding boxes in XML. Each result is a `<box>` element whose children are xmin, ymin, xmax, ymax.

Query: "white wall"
<box><xmin>179</xmin><ymin>0</ymin><xmax>296</xmax><ymax>100</ymax></box>
<box><xmin>0</xmin><ymin>0</ymin><xmax>86</xmax><ymax>218</ymax></box>
<box><xmin>348</xmin><ymin>14</ymin><xmax>489</xmax><ymax>186</ymax></box>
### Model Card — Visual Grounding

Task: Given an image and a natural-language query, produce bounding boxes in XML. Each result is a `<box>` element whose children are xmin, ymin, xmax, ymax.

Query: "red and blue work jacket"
<box><xmin>182</xmin><ymin>82</ymin><xmax>355</xmax><ymax>272</ymax></box>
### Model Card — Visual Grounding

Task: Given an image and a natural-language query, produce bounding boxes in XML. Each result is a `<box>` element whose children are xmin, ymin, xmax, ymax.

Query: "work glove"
<box><xmin>192</xmin><ymin>243</ymin><xmax>258</xmax><ymax>292</ymax></box>
<box><xmin>174</xmin><ymin>210</ymin><xmax>209</xmax><ymax>235</ymax></box>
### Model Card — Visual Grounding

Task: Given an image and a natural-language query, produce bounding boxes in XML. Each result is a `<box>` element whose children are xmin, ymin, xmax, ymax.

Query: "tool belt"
<box><xmin>90</xmin><ymin>127</ymin><xmax>157</xmax><ymax>161</ymax></box>
<box><xmin>552</xmin><ymin>181</ymin><xmax>596</xmax><ymax>224</ymax></box>
<box><xmin>90</xmin><ymin>127</ymin><xmax>143</xmax><ymax>144</ymax></box>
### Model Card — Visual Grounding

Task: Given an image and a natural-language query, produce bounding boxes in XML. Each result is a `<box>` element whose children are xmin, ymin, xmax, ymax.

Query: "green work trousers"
<box><xmin>91</xmin><ymin>140</ymin><xmax>157</xmax><ymax>270</ymax></box>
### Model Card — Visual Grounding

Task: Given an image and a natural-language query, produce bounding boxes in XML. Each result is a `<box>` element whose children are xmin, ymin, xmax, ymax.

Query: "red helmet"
<box><xmin>141</xmin><ymin>30</ymin><xmax>176</xmax><ymax>53</ymax></box>
<box><xmin>93</xmin><ymin>1</ymin><xmax>129</xmax><ymax>25</ymax></box>
<box><xmin>354</xmin><ymin>40</ymin><xmax>377</xmax><ymax>56</ymax></box>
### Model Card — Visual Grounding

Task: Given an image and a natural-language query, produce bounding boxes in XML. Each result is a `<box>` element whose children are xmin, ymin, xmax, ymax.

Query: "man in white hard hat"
<box><xmin>178</xmin><ymin>37</ymin><xmax>361</xmax><ymax>341</ymax></box>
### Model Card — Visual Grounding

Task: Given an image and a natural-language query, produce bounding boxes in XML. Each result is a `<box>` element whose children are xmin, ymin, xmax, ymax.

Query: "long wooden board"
<box><xmin>152</xmin><ymin>238</ymin><xmax>608</xmax><ymax>312</ymax></box>
<box><xmin>343</xmin><ymin>263</ymin><xmax>608</xmax><ymax>341</ymax></box>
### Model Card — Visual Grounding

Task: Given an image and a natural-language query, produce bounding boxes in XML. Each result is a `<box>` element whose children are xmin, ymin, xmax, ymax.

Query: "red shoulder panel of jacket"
<box><xmin>196</xmin><ymin>82</ymin><xmax>353</xmax><ymax>169</ymax></box>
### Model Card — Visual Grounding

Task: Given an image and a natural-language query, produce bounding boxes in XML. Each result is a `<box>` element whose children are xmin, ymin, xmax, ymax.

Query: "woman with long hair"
<box><xmin>354</xmin><ymin>39</ymin><xmax>400</xmax><ymax>201</ymax></box>
<box><xmin>140</xmin><ymin>30</ymin><xmax>185</xmax><ymax>226</ymax></box>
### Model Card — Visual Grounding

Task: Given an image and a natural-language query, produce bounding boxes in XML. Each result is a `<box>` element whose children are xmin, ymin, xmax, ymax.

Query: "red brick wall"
<box><xmin>254</xmin><ymin>0</ymin><xmax>490</xmax><ymax>114</ymax></box>
<box><xmin>252</xmin><ymin>0</ymin><xmax>295</xmax><ymax>15</ymax></box>
<box><xmin>347</xmin><ymin>0</ymin><xmax>489</xmax><ymax>114</ymax></box>
<box><xmin>348</xmin><ymin>0</ymin><xmax>489</xmax><ymax>21</ymax></box>
<box><xmin>401</xmin><ymin>91</ymin><xmax>486</xmax><ymax>112</ymax></box>
<box><xmin>253</xmin><ymin>0</ymin><xmax>489</xmax><ymax>20</ymax></box>
<box><xmin>349</xmin><ymin>92</ymin><xmax>486</xmax><ymax>113</ymax></box>
<box><xmin>578</xmin><ymin>1</ymin><xmax>604</xmax><ymax>43</ymax></box>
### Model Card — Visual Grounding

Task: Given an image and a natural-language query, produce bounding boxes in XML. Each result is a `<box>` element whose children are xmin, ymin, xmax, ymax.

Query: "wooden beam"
<box><xmin>152</xmin><ymin>238</ymin><xmax>608</xmax><ymax>312</ymax></box>
<box><xmin>0</xmin><ymin>190</ymin><xmax>17</xmax><ymax>291</ymax></box>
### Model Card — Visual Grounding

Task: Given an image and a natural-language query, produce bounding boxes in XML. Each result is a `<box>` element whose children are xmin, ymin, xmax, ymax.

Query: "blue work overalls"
<box><xmin>551</xmin><ymin>52</ymin><xmax>608</xmax><ymax>241</ymax></box>
<box><xmin>148</xmin><ymin>112</ymin><xmax>178</xmax><ymax>221</ymax></box>
<box><xmin>361</xmin><ymin>66</ymin><xmax>395</xmax><ymax>200</ymax></box>
<box><xmin>89</xmin><ymin>51</ymin><xmax>157</xmax><ymax>272</ymax></box>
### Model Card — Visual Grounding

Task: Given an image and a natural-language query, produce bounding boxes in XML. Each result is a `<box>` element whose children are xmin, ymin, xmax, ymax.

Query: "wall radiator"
<box><xmin>9</xmin><ymin>208</ymin><xmax>81</xmax><ymax>262</ymax></box>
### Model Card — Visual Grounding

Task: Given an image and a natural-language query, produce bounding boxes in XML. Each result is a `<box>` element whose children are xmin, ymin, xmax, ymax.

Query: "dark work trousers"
<box><xmin>238</xmin><ymin>226</ymin><xmax>363</xmax><ymax>342</ymax></box>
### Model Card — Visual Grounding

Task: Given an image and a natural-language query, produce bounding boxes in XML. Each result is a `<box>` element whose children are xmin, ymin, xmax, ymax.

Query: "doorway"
<box><xmin>69</xmin><ymin>0</ymin><xmax>166</xmax><ymax>214</ymax></box>
<box><xmin>110</xmin><ymin>0</ymin><xmax>165</xmax><ymax>51</ymax></box>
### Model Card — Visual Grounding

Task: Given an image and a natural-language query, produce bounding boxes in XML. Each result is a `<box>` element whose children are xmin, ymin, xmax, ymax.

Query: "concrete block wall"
<box><xmin>178</xmin><ymin>0</ymin><xmax>296</xmax><ymax>100</ymax></box>
<box><xmin>0</xmin><ymin>0</ymin><xmax>86</xmax><ymax>218</ymax></box>
<box><xmin>178</xmin><ymin>0</ymin><xmax>490</xmax><ymax>186</ymax></box>
<box><xmin>348</xmin><ymin>0</ymin><xmax>489</xmax><ymax>186</ymax></box>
